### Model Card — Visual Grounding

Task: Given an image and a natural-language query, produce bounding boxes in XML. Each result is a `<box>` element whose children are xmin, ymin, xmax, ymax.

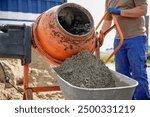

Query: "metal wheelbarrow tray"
<box><xmin>52</xmin><ymin>69</ymin><xmax>138</xmax><ymax>100</ymax></box>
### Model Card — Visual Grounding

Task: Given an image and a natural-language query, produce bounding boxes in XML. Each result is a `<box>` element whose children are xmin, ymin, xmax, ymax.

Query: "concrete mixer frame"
<box><xmin>23</xmin><ymin>64</ymin><xmax>60</xmax><ymax>100</ymax></box>
<box><xmin>95</xmin><ymin>12</ymin><xmax>123</xmax><ymax>64</ymax></box>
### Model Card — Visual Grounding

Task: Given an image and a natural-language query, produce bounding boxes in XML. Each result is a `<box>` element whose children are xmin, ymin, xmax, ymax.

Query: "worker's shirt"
<box><xmin>105</xmin><ymin>0</ymin><xmax>148</xmax><ymax>39</ymax></box>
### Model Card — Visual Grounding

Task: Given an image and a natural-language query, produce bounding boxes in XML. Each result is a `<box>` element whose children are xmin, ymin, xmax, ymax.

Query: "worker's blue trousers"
<box><xmin>114</xmin><ymin>36</ymin><xmax>150</xmax><ymax>100</ymax></box>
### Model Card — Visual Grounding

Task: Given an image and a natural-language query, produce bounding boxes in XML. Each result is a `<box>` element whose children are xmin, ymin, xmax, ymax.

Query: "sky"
<box><xmin>67</xmin><ymin>0</ymin><xmax>150</xmax><ymax>51</ymax></box>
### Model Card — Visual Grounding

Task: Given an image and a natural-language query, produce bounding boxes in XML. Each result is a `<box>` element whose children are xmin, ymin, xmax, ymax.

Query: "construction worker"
<box><xmin>101</xmin><ymin>0</ymin><xmax>150</xmax><ymax>100</ymax></box>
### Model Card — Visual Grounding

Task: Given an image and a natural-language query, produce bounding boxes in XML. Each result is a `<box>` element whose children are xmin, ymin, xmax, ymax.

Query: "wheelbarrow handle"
<box><xmin>95</xmin><ymin>12</ymin><xmax>123</xmax><ymax>64</ymax></box>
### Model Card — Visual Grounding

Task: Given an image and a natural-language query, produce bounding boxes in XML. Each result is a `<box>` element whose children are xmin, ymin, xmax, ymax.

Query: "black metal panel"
<box><xmin>0</xmin><ymin>24</ymin><xmax>31</xmax><ymax>64</ymax></box>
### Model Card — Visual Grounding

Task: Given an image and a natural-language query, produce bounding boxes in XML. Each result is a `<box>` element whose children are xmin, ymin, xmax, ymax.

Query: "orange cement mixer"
<box><xmin>32</xmin><ymin>3</ymin><xmax>96</xmax><ymax>66</ymax></box>
<box><xmin>21</xmin><ymin>3</ymin><xmax>123</xmax><ymax>100</ymax></box>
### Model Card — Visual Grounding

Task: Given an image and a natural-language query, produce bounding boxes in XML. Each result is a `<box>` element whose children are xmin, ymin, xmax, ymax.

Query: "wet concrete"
<box><xmin>55</xmin><ymin>51</ymin><xmax>116</xmax><ymax>88</ymax></box>
<box><xmin>58</xmin><ymin>7</ymin><xmax>91</xmax><ymax>35</ymax></box>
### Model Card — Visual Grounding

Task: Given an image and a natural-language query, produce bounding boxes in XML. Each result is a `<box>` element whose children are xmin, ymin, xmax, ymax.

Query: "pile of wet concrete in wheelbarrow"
<box><xmin>55</xmin><ymin>51</ymin><xmax>116</xmax><ymax>88</ymax></box>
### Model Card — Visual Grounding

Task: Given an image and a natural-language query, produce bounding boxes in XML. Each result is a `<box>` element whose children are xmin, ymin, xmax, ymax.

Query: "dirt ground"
<box><xmin>0</xmin><ymin>50</ymin><xmax>63</xmax><ymax>100</ymax></box>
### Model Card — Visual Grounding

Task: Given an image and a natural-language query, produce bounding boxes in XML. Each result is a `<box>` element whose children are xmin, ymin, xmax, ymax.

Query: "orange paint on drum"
<box><xmin>32</xmin><ymin>3</ymin><xmax>96</xmax><ymax>66</ymax></box>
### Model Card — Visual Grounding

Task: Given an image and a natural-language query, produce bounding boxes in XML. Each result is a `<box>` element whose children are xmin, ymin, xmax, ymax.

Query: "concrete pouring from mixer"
<box><xmin>55</xmin><ymin>51</ymin><xmax>116</xmax><ymax>88</ymax></box>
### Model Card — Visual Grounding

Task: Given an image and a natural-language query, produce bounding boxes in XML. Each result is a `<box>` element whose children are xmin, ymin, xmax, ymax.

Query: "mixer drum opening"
<box><xmin>32</xmin><ymin>3</ymin><xmax>96</xmax><ymax>66</ymax></box>
<box><xmin>57</xmin><ymin>5</ymin><xmax>93</xmax><ymax>36</ymax></box>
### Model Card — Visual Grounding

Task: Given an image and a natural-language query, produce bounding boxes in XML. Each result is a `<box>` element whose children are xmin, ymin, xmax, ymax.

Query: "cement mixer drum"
<box><xmin>32</xmin><ymin>3</ymin><xmax>96</xmax><ymax>66</ymax></box>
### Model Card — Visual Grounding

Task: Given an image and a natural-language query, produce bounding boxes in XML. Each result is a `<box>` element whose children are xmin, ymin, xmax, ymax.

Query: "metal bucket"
<box><xmin>52</xmin><ymin>69</ymin><xmax>138</xmax><ymax>100</ymax></box>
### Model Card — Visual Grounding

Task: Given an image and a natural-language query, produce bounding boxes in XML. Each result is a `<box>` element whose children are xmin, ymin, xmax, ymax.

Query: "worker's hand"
<box><xmin>108</xmin><ymin>7</ymin><xmax>121</xmax><ymax>15</ymax></box>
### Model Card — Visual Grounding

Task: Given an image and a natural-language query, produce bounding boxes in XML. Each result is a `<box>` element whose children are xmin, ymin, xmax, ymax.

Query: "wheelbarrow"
<box><xmin>52</xmin><ymin>68</ymin><xmax>138</xmax><ymax>100</ymax></box>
